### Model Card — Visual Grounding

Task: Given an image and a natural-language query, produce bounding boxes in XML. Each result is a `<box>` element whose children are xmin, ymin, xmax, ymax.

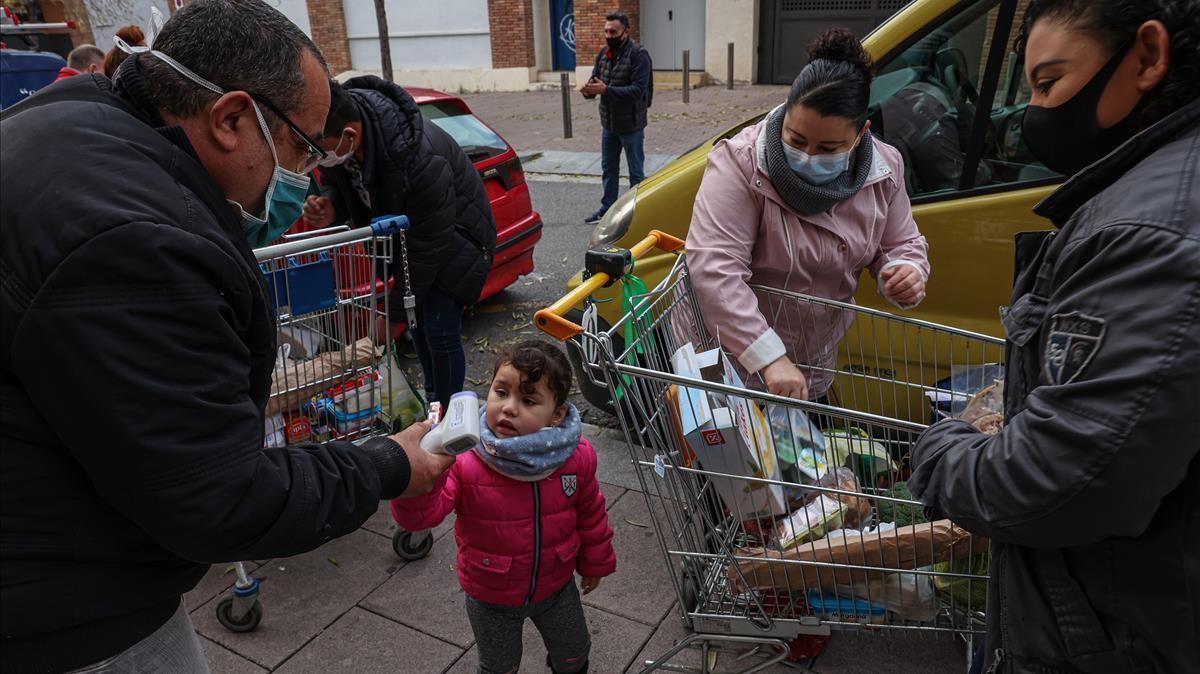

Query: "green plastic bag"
<box><xmin>612</xmin><ymin>268</ymin><xmax>651</xmax><ymax>402</ymax></box>
<box><xmin>380</xmin><ymin>345</ymin><xmax>427</xmax><ymax>432</ymax></box>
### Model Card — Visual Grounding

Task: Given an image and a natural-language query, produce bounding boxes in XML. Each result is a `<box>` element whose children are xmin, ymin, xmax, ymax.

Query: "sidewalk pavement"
<box><xmin>189</xmin><ymin>424</ymin><xmax>967</xmax><ymax>673</ymax></box>
<box><xmin>459</xmin><ymin>85</ymin><xmax>788</xmax><ymax>178</ymax></box>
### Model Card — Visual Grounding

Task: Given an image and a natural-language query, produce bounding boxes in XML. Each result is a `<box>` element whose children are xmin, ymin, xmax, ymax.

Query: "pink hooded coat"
<box><xmin>685</xmin><ymin>115</ymin><xmax>930</xmax><ymax>398</ymax></box>
<box><xmin>391</xmin><ymin>438</ymin><xmax>616</xmax><ymax>606</ymax></box>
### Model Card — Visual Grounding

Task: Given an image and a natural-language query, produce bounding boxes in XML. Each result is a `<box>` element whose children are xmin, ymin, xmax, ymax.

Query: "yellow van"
<box><xmin>561</xmin><ymin>0</ymin><xmax>1059</xmax><ymax>411</ymax></box>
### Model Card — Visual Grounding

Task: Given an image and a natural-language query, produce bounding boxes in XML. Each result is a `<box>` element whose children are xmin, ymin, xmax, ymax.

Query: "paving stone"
<box><xmin>362</xmin><ymin>505</ymin><xmax>456</xmax><ymax>544</ymax></box>
<box><xmin>201</xmin><ymin>636</ymin><xmax>267</xmax><ymax>674</ymax></box>
<box><xmin>192</xmin><ymin>529</ymin><xmax>396</xmax><ymax>669</ymax></box>
<box><xmin>460</xmin><ymin>85</ymin><xmax>788</xmax><ymax>158</ymax></box>
<box><xmin>585</xmin><ymin>422</ymin><xmax>651</xmax><ymax>493</ymax></box>
<box><xmin>186</xmin><ymin>562</ymin><xmax>262</xmax><ymax>614</ymax></box>
<box><xmin>446</xmin><ymin>605</ymin><xmax>651</xmax><ymax>674</ymax></box>
<box><xmin>601</xmin><ymin>485</ymin><xmax>627</xmax><ymax>511</ymax></box>
<box><xmin>276</xmin><ymin>607</ymin><xmax>463</xmax><ymax>674</ymax></box>
<box><xmin>581</xmin><ymin>493</ymin><xmax>676</xmax><ymax>627</ymax></box>
<box><xmin>628</xmin><ymin>605</ymin><xmax>701</xmax><ymax>673</ymax></box>
<box><xmin>360</xmin><ymin>529</ymin><xmax>476</xmax><ymax>649</ymax></box>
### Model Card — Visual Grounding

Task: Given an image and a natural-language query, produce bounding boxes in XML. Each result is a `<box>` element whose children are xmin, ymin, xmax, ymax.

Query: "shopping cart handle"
<box><xmin>370</xmin><ymin>215</ymin><xmax>411</xmax><ymax>236</ymax></box>
<box><xmin>535</xmin><ymin>229</ymin><xmax>685</xmax><ymax>341</ymax></box>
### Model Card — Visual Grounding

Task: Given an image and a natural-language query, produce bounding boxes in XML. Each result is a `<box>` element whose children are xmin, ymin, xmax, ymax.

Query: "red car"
<box><xmin>293</xmin><ymin>88</ymin><xmax>542</xmax><ymax>308</ymax></box>
<box><xmin>410</xmin><ymin>87</ymin><xmax>542</xmax><ymax>303</ymax></box>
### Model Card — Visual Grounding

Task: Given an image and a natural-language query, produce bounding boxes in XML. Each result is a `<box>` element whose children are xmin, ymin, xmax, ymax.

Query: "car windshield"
<box><xmin>420</xmin><ymin>101</ymin><xmax>508</xmax><ymax>162</ymax></box>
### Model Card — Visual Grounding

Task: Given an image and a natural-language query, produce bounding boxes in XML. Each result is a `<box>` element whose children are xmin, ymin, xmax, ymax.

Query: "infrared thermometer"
<box><xmin>420</xmin><ymin>391</ymin><xmax>481</xmax><ymax>455</ymax></box>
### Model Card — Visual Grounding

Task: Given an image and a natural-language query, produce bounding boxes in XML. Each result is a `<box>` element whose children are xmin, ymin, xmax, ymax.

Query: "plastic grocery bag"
<box><xmin>824</xmin><ymin>428</ymin><xmax>897</xmax><ymax>485</ymax></box>
<box><xmin>380</xmin><ymin>346</ymin><xmax>427</xmax><ymax>432</ymax></box>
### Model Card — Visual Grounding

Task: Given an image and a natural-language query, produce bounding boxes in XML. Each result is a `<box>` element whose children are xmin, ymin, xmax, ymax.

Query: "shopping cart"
<box><xmin>215</xmin><ymin>216</ymin><xmax>417</xmax><ymax>633</ymax></box>
<box><xmin>536</xmin><ymin>232</ymin><xmax>1003</xmax><ymax>672</ymax></box>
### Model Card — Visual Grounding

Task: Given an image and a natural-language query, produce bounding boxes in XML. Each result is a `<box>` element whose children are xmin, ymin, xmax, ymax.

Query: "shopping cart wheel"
<box><xmin>216</xmin><ymin>596</ymin><xmax>263</xmax><ymax>633</ymax></box>
<box><xmin>392</xmin><ymin>529</ymin><xmax>434</xmax><ymax>561</ymax></box>
<box><xmin>679</xmin><ymin>568</ymin><xmax>699</xmax><ymax>626</ymax></box>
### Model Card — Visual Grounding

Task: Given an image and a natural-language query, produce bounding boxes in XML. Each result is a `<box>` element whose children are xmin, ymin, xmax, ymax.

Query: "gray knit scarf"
<box><xmin>760</xmin><ymin>105</ymin><xmax>873</xmax><ymax>216</ymax></box>
<box><xmin>474</xmin><ymin>403</ymin><xmax>582</xmax><ymax>482</ymax></box>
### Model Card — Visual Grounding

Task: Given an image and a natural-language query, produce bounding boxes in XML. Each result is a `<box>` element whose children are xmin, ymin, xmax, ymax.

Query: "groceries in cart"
<box><xmin>928</xmin><ymin>363</ymin><xmax>1006</xmax><ymax>434</ymax></box>
<box><xmin>671</xmin><ymin>343</ymin><xmax>786</xmax><ymax>519</ymax></box>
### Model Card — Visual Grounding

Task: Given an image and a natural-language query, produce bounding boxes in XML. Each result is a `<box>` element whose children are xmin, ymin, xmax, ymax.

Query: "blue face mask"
<box><xmin>781</xmin><ymin>128</ymin><xmax>864</xmax><ymax>186</ymax></box>
<box><xmin>146</xmin><ymin>50</ymin><xmax>311</xmax><ymax>247</ymax></box>
<box><xmin>237</xmin><ymin>101</ymin><xmax>311</xmax><ymax>247</ymax></box>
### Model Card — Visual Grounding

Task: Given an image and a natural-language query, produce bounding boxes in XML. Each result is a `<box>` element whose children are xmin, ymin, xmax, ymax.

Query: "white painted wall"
<box><xmin>343</xmin><ymin>0</ymin><xmax>492</xmax><ymax>72</ymax></box>
<box><xmin>83</xmin><ymin>0</ymin><xmax>171</xmax><ymax>49</ymax></box>
<box><xmin>705</xmin><ymin>0</ymin><xmax>756</xmax><ymax>83</ymax></box>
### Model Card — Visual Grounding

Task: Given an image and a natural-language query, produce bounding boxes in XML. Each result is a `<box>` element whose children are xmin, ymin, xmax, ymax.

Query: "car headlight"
<box><xmin>589</xmin><ymin>184</ymin><xmax>638</xmax><ymax>247</ymax></box>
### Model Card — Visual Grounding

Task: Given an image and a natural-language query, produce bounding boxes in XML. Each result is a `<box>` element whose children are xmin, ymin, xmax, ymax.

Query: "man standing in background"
<box><xmin>54</xmin><ymin>43</ymin><xmax>104</xmax><ymax>80</ymax></box>
<box><xmin>580</xmin><ymin>10</ymin><xmax>652</xmax><ymax>225</ymax></box>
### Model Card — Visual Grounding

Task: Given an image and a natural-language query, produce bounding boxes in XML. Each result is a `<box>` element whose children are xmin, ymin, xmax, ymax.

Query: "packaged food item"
<box><xmin>933</xmin><ymin>552</ymin><xmax>990</xmax><ymax>611</ymax></box>
<box><xmin>959</xmin><ymin>380</ymin><xmax>1004</xmax><ymax>431</ymax></box>
<box><xmin>824</xmin><ymin>428</ymin><xmax>897</xmax><ymax>486</ymax></box>
<box><xmin>806</xmin><ymin>589</ymin><xmax>887</xmax><ymax>625</ymax></box>
<box><xmin>769</xmin><ymin>406</ymin><xmax>828</xmax><ymax>481</ymax></box>
<box><xmin>776</xmin><ymin>495</ymin><xmax>846</xmax><ymax>550</ymax></box>
<box><xmin>730</xmin><ymin>519</ymin><xmax>985</xmax><ymax>593</ymax></box>
<box><xmin>672</xmin><ymin>343</ymin><xmax>786</xmax><ymax>518</ymax></box>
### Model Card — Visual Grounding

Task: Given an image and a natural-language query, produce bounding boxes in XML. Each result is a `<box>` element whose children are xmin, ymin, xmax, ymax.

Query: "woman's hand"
<box><xmin>580</xmin><ymin>576</ymin><xmax>602</xmax><ymax>595</ymax></box>
<box><xmin>880</xmin><ymin>264</ymin><xmax>926</xmax><ymax>309</ymax></box>
<box><xmin>763</xmin><ymin>357</ymin><xmax>809</xmax><ymax>401</ymax></box>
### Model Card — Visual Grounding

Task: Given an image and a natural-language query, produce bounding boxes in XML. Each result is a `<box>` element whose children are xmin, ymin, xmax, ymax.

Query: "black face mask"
<box><xmin>1022</xmin><ymin>43</ymin><xmax>1142</xmax><ymax>176</ymax></box>
<box><xmin>606</xmin><ymin>35</ymin><xmax>626</xmax><ymax>52</ymax></box>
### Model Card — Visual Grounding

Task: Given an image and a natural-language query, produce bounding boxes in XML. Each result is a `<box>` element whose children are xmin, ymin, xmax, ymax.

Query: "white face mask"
<box><xmin>781</xmin><ymin>127</ymin><xmax>865</xmax><ymax>186</ymax></box>
<box><xmin>318</xmin><ymin>129</ymin><xmax>355</xmax><ymax>168</ymax></box>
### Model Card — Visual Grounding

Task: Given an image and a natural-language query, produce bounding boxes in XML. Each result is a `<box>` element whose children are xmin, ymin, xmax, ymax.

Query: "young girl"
<box><xmin>392</xmin><ymin>341</ymin><xmax>616</xmax><ymax>674</ymax></box>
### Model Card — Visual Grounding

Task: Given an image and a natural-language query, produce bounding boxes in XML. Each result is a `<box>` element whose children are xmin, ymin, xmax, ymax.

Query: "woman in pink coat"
<box><xmin>687</xmin><ymin>29</ymin><xmax>930</xmax><ymax>401</ymax></box>
<box><xmin>393</xmin><ymin>341</ymin><xmax>615</xmax><ymax>674</ymax></box>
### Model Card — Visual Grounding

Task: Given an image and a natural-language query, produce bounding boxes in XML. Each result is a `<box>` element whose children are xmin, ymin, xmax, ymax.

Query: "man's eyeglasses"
<box><xmin>251</xmin><ymin>93</ymin><xmax>327</xmax><ymax>175</ymax></box>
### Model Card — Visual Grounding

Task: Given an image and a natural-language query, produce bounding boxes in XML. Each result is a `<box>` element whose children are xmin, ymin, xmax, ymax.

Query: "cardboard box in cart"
<box><xmin>672</xmin><ymin>343</ymin><xmax>786</xmax><ymax>519</ymax></box>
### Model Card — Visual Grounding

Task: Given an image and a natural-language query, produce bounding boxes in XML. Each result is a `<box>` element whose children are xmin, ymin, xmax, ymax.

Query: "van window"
<box><xmin>868</xmin><ymin>0</ymin><xmax>1055</xmax><ymax>199</ymax></box>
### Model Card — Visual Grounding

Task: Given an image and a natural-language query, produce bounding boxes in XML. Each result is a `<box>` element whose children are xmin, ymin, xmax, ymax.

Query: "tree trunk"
<box><xmin>373</xmin><ymin>0</ymin><xmax>393</xmax><ymax>82</ymax></box>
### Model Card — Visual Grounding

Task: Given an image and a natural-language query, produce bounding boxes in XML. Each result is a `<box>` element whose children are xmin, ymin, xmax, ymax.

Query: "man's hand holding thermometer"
<box><xmin>420</xmin><ymin>392</ymin><xmax>481</xmax><ymax>456</ymax></box>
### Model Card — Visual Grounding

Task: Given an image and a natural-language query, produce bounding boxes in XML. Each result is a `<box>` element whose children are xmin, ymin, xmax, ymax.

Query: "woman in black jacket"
<box><xmin>909</xmin><ymin>1</ymin><xmax>1200</xmax><ymax>672</ymax></box>
<box><xmin>304</xmin><ymin>78</ymin><xmax>496</xmax><ymax>411</ymax></box>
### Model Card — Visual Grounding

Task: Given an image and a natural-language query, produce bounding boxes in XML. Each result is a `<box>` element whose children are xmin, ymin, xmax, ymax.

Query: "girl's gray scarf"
<box><xmin>760</xmin><ymin>105</ymin><xmax>874</xmax><ymax>216</ymax></box>
<box><xmin>474</xmin><ymin>403</ymin><xmax>582</xmax><ymax>482</ymax></box>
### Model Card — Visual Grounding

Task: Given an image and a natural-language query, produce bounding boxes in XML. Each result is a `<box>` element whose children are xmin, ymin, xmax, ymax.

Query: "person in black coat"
<box><xmin>303</xmin><ymin>77</ymin><xmax>495</xmax><ymax>411</ymax></box>
<box><xmin>0</xmin><ymin>1</ymin><xmax>451</xmax><ymax>671</ymax></box>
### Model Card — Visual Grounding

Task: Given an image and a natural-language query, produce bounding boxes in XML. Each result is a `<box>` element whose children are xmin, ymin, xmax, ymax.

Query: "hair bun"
<box><xmin>806</xmin><ymin>28</ymin><xmax>873</xmax><ymax>76</ymax></box>
<box><xmin>116</xmin><ymin>24</ymin><xmax>145</xmax><ymax>46</ymax></box>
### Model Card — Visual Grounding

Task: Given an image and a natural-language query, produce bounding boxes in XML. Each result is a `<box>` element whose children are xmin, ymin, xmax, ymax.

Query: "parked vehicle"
<box><xmin>565</xmin><ymin>0</ymin><xmax>1060</xmax><ymax>412</ymax></box>
<box><xmin>0</xmin><ymin>49</ymin><xmax>65</xmax><ymax>109</ymax></box>
<box><xmin>409</xmin><ymin>87</ymin><xmax>543</xmax><ymax>303</ymax></box>
<box><xmin>290</xmin><ymin>87</ymin><xmax>543</xmax><ymax>323</ymax></box>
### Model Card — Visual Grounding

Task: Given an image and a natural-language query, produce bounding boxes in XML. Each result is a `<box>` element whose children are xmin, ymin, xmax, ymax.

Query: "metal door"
<box><xmin>640</xmin><ymin>0</ymin><xmax>706</xmax><ymax>70</ymax></box>
<box><xmin>758</xmin><ymin>0</ymin><xmax>910</xmax><ymax>84</ymax></box>
<box><xmin>549</xmin><ymin>0</ymin><xmax>576</xmax><ymax>71</ymax></box>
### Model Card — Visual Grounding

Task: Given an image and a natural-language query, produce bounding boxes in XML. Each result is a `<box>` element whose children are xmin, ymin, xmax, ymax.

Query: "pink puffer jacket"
<box><xmin>390</xmin><ymin>439</ymin><xmax>616</xmax><ymax>606</ymax></box>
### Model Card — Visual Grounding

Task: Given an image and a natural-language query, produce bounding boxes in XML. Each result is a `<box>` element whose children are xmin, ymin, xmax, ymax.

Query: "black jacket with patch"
<box><xmin>0</xmin><ymin>60</ymin><xmax>410</xmax><ymax>672</ymax></box>
<box><xmin>909</xmin><ymin>98</ymin><xmax>1200</xmax><ymax>673</ymax></box>
<box><xmin>320</xmin><ymin>77</ymin><xmax>495</xmax><ymax>310</ymax></box>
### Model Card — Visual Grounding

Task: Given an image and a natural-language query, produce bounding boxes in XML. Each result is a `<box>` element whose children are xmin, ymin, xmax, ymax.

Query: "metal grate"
<box><xmin>780</xmin><ymin>0</ymin><xmax>873</xmax><ymax>12</ymax></box>
<box><xmin>878</xmin><ymin>0</ymin><xmax>912</xmax><ymax>9</ymax></box>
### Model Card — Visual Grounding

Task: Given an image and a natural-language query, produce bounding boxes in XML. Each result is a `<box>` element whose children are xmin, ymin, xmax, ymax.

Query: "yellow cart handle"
<box><xmin>535</xmin><ymin>229</ymin><xmax>685</xmax><ymax>340</ymax></box>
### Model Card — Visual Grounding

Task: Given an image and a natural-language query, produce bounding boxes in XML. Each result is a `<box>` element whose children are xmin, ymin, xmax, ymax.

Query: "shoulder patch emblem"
<box><xmin>1044</xmin><ymin>312</ymin><xmax>1106</xmax><ymax>385</ymax></box>
<box><xmin>561</xmin><ymin>474</ymin><xmax>578</xmax><ymax>498</ymax></box>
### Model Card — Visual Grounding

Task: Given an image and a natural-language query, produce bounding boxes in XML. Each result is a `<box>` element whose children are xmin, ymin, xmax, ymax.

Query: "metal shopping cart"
<box><xmin>215</xmin><ymin>216</ymin><xmax>418</xmax><ymax>633</ymax></box>
<box><xmin>536</xmin><ymin>232</ymin><xmax>1004</xmax><ymax>672</ymax></box>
